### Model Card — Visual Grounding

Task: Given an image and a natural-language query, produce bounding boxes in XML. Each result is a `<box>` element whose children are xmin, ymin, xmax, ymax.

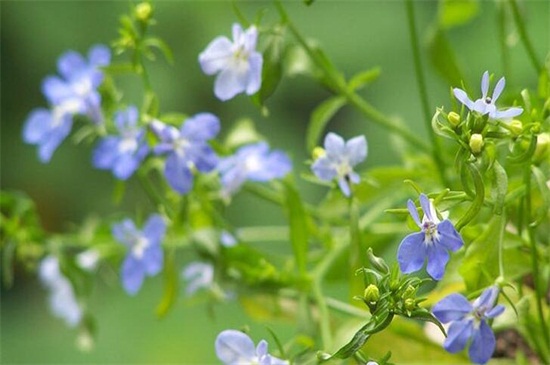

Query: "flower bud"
<box><xmin>312</xmin><ymin>147</ymin><xmax>326</xmax><ymax>160</ymax></box>
<box><xmin>404</xmin><ymin>298</ymin><xmax>416</xmax><ymax>312</ymax></box>
<box><xmin>447</xmin><ymin>112</ymin><xmax>461</xmax><ymax>127</ymax></box>
<box><xmin>509</xmin><ymin>119</ymin><xmax>523</xmax><ymax>137</ymax></box>
<box><xmin>135</xmin><ymin>2</ymin><xmax>153</xmax><ymax>22</ymax></box>
<box><xmin>469</xmin><ymin>133</ymin><xmax>484</xmax><ymax>154</ymax></box>
<box><xmin>402</xmin><ymin>285</ymin><xmax>416</xmax><ymax>299</ymax></box>
<box><xmin>366</xmin><ymin>248</ymin><xmax>389</xmax><ymax>274</ymax></box>
<box><xmin>364</xmin><ymin>284</ymin><xmax>380</xmax><ymax>303</ymax></box>
<box><xmin>533</xmin><ymin>133</ymin><xmax>550</xmax><ymax>163</ymax></box>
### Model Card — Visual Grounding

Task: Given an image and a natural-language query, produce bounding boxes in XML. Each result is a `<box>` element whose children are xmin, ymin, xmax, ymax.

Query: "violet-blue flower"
<box><xmin>92</xmin><ymin>106</ymin><xmax>149</xmax><ymax>180</ymax></box>
<box><xmin>432</xmin><ymin>286</ymin><xmax>505</xmax><ymax>364</ymax></box>
<box><xmin>181</xmin><ymin>262</ymin><xmax>214</xmax><ymax>296</ymax></box>
<box><xmin>23</xmin><ymin>45</ymin><xmax>111</xmax><ymax>162</ymax></box>
<box><xmin>112</xmin><ymin>214</ymin><xmax>166</xmax><ymax>295</ymax></box>
<box><xmin>215</xmin><ymin>329</ymin><xmax>288</xmax><ymax>365</ymax></box>
<box><xmin>311</xmin><ymin>132</ymin><xmax>367</xmax><ymax>197</ymax></box>
<box><xmin>397</xmin><ymin>193</ymin><xmax>463</xmax><ymax>280</ymax></box>
<box><xmin>218</xmin><ymin>142</ymin><xmax>291</xmax><ymax>197</ymax></box>
<box><xmin>453</xmin><ymin>71</ymin><xmax>523</xmax><ymax>120</ymax></box>
<box><xmin>199</xmin><ymin>23</ymin><xmax>263</xmax><ymax>101</ymax></box>
<box><xmin>152</xmin><ymin>113</ymin><xmax>220</xmax><ymax>194</ymax></box>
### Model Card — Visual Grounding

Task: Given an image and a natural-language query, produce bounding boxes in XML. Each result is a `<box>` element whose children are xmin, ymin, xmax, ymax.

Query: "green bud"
<box><xmin>469</xmin><ymin>133</ymin><xmax>484</xmax><ymax>154</ymax></box>
<box><xmin>533</xmin><ymin>133</ymin><xmax>550</xmax><ymax>163</ymax></box>
<box><xmin>509</xmin><ymin>119</ymin><xmax>523</xmax><ymax>137</ymax></box>
<box><xmin>404</xmin><ymin>298</ymin><xmax>416</xmax><ymax>312</ymax></box>
<box><xmin>364</xmin><ymin>284</ymin><xmax>380</xmax><ymax>303</ymax></box>
<box><xmin>312</xmin><ymin>146</ymin><xmax>325</xmax><ymax>160</ymax></box>
<box><xmin>447</xmin><ymin>111</ymin><xmax>461</xmax><ymax>127</ymax></box>
<box><xmin>402</xmin><ymin>285</ymin><xmax>415</xmax><ymax>299</ymax></box>
<box><xmin>366</xmin><ymin>248</ymin><xmax>389</xmax><ymax>274</ymax></box>
<box><xmin>135</xmin><ymin>2</ymin><xmax>153</xmax><ymax>22</ymax></box>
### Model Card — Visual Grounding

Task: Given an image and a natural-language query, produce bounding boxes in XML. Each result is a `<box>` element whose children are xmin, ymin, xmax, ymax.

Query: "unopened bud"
<box><xmin>402</xmin><ymin>285</ymin><xmax>415</xmax><ymax>299</ymax></box>
<box><xmin>364</xmin><ymin>284</ymin><xmax>380</xmax><ymax>303</ymax></box>
<box><xmin>509</xmin><ymin>119</ymin><xmax>523</xmax><ymax>136</ymax></box>
<box><xmin>312</xmin><ymin>147</ymin><xmax>325</xmax><ymax>160</ymax></box>
<box><xmin>533</xmin><ymin>133</ymin><xmax>550</xmax><ymax>163</ymax></box>
<box><xmin>469</xmin><ymin>134</ymin><xmax>484</xmax><ymax>154</ymax></box>
<box><xmin>366</xmin><ymin>248</ymin><xmax>389</xmax><ymax>274</ymax></box>
<box><xmin>404</xmin><ymin>298</ymin><xmax>416</xmax><ymax>312</ymax></box>
<box><xmin>447</xmin><ymin>112</ymin><xmax>461</xmax><ymax>127</ymax></box>
<box><xmin>135</xmin><ymin>2</ymin><xmax>153</xmax><ymax>22</ymax></box>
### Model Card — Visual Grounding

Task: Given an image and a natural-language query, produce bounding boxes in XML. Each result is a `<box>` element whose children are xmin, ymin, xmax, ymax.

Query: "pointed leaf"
<box><xmin>306</xmin><ymin>96</ymin><xmax>346</xmax><ymax>151</ymax></box>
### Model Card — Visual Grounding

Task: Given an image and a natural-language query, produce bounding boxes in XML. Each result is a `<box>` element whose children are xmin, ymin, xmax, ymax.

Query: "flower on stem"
<box><xmin>23</xmin><ymin>45</ymin><xmax>111</xmax><ymax>162</ymax></box>
<box><xmin>218</xmin><ymin>142</ymin><xmax>291</xmax><ymax>198</ymax></box>
<box><xmin>215</xmin><ymin>329</ymin><xmax>288</xmax><ymax>365</ymax></box>
<box><xmin>453</xmin><ymin>71</ymin><xmax>523</xmax><ymax>120</ymax></box>
<box><xmin>397</xmin><ymin>193</ymin><xmax>463</xmax><ymax>280</ymax></box>
<box><xmin>92</xmin><ymin>106</ymin><xmax>149</xmax><ymax>180</ymax></box>
<box><xmin>112</xmin><ymin>214</ymin><xmax>166</xmax><ymax>295</ymax></box>
<box><xmin>181</xmin><ymin>262</ymin><xmax>214</xmax><ymax>296</ymax></box>
<box><xmin>151</xmin><ymin>113</ymin><xmax>220</xmax><ymax>194</ymax></box>
<box><xmin>38</xmin><ymin>256</ymin><xmax>82</xmax><ymax>327</ymax></box>
<box><xmin>199</xmin><ymin>23</ymin><xmax>263</xmax><ymax>101</ymax></box>
<box><xmin>432</xmin><ymin>286</ymin><xmax>505</xmax><ymax>364</ymax></box>
<box><xmin>311</xmin><ymin>132</ymin><xmax>367</xmax><ymax>197</ymax></box>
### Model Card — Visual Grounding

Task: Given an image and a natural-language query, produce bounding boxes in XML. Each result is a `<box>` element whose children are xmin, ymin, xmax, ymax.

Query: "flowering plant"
<box><xmin>2</xmin><ymin>1</ymin><xmax>549</xmax><ymax>364</ymax></box>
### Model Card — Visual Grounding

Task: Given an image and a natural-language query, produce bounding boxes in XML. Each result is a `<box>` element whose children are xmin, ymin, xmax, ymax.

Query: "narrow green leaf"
<box><xmin>144</xmin><ymin>37</ymin><xmax>174</xmax><ymax>64</ymax></box>
<box><xmin>491</xmin><ymin>161</ymin><xmax>508</xmax><ymax>215</ymax></box>
<box><xmin>306</xmin><ymin>96</ymin><xmax>346</xmax><ymax>152</ymax></box>
<box><xmin>426</xmin><ymin>26</ymin><xmax>464</xmax><ymax>87</ymax></box>
<box><xmin>283</xmin><ymin>180</ymin><xmax>309</xmax><ymax>274</ymax></box>
<box><xmin>156</xmin><ymin>251</ymin><xmax>178</xmax><ymax>318</ymax></box>
<box><xmin>252</xmin><ymin>26</ymin><xmax>285</xmax><ymax>105</ymax></box>
<box><xmin>348</xmin><ymin>67</ymin><xmax>381</xmax><ymax>92</ymax></box>
<box><xmin>438</xmin><ymin>0</ymin><xmax>479</xmax><ymax>29</ymax></box>
<box><xmin>224</xmin><ymin>118</ymin><xmax>264</xmax><ymax>149</ymax></box>
<box><xmin>102</xmin><ymin>62</ymin><xmax>136</xmax><ymax>75</ymax></box>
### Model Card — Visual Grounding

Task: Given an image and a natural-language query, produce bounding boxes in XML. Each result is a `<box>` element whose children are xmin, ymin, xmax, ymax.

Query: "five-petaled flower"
<box><xmin>199</xmin><ymin>23</ymin><xmax>263</xmax><ymax>101</ymax></box>
<box><xmin>38</xmin><ymin>256</ymin><xmax>83</xmax><ymax>327</ymax></box>
<box><xmin>311</xmin><ymin>132</ymin><xmax>367</xmax><ymax>197</ymax></box>
<box><xmin>113</xmin><ymin>214</ymin><xmax>166</xmax><ymax>295</ymax></box>
<box><xmin>453</xmin><ymin>71</ymin><xmax>523</xmax><ymax>120</ymax></box>
<box><xmin>93</xmin><ymin>106</ymin><xmax>149</xmax><ymax>180</ymax></box>
<box><xmin>215</xmin><ymin>329</ymin><xmax>288</xmax><ymax>365</ymax></box>
<box><xmin>433</xmin><ymin>286</ymin><xmax>505</xmax><ymax>364</ymax></box>
<box><xmin>217</xmin><ymin>142</ymin><xmax>292</xmax><ymax>198</ymax></box>
<box><xmin>397</xmin><ymin>193</ymin><xmax>463</xmax><ymax>280</ymax></box>
<box><xmin>23</xmin><ymin>44</ymin><xmax>111</xmax><ymax>162</ymax></box>
<box><xmin>151</xmin><ymin>113</ymin><xmax>220</xmax><ymax>194</ymax></box>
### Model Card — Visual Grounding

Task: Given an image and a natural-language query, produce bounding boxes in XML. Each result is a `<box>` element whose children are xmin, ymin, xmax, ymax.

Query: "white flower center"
<box><xmin>422</xmin><ymin>221</ymin><xmax>439</xmax><ymax>245</ymax></box>
<box><xmin>244</xmin><ymin>154</ymin><xmax>261</xmax><ymax>173</ymax></box>
<box><xmin>73</xmin><ymin>78</ymin><xmax>92</xmax><ymax>97</ymax></box>
<box><xmin>51</xmin><ymin>99</ymin><xmax>81</xmax><ymax>127</ymax></box>
<box><xmin>336</xmin><ymin>160</ymin><xmax>353</xmax><ymax>179</ymax></box>
<box><xmin>132</xmin><ymin>235</ymin><xmax>149</xmax><ymax>259</ymax></box>
<box><xmin>119</xmin><ymin>137</ymin><xmax>138</xmax><ymax>154</ymax></box>
<box><xmin>173</xmin><ymin>137</ymin><xmax>190</xmax><ymax>157</ymax></box>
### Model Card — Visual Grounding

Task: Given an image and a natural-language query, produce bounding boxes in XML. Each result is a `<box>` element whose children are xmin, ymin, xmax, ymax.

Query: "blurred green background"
<box><xmin>1</xmin><ymin>1</ymin><xmax>548</xmax><ymax>364</ymax></box>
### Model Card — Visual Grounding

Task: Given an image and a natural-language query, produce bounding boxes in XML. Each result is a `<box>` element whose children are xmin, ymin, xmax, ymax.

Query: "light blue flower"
<box><xmin>92</xmin><ymin>106</ymin><xmax>149</xmax><ymax>180</ymax></box>
<box><xmin>397</xmin><ymin>193</ymin><xmax>463</xmax><ymax>280</ymax></box>
<box><xmin>199</xmin><ymin>23</ymin><xmax>263</xmax><ymax>101</ymax></box>
<box><xmin>215</xmin><ymin>330</ymin><xmax>288</xmax><ymax>365</ymax></box>
<box><xmin>181</xmin><ymin>262</ymin><xmax>214</xmax><ymax>296</ymax></box>
<box><xmin>23</xmin><ymin>45</ymin><xmax>111</xmax><ymax>162</ymax></box>
<box><xmin>38</xmin><ymin>256</ymin><xmax>82</xmax><ymax>327</ymax></box>
<box><xmin>112</xmin><ymin>214</ymin><xmax>166</xmax><ymax>295</ymax></box>
<box><xmin>218</xmin><ymin>142</ymin><xmax>291</xmax><ymax>197</ymax></box>
<box><xmin>220</xmin><ymin>230</ymin><xmax>237</xmax><ymax>247</ymax></box>
<box><xmin>453</xmin><ymin>71</ymin><xmax>523</xmax><ymax>120</ymax></box>
<box><xmin>311</xmin><ymin>132</ymin><xmax>367</xmax><ymax>197</ymax></box>
<box><xmin>152</xmin><ymin>113</ymin><xmax>220</xmax><ymax>194</ymax></box>
<box><xmin>433</xmin><ymin>286</ymin><xmax>505</xmax><ymax>364</ymax></box>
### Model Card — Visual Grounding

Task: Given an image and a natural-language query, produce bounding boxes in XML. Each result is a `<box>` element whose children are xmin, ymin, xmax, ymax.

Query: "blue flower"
<box><xmin>311</xmin><ymin>132</ymin><xmax>367</xmax><ymax>197</ymax></box>
<box><xmin>218</xmin><ymin>142</ymin><xmax>291</xmax><ymax>197</ymax></box>
<box><xmin>433</xmin><ymin>286</ymin><xmax>505</xmax><ymax>364</ymax></box>
<box><xmin>181</xmin><ymin>262</ymin><xmax>214</xmax><ymax>296</ymax></box>
<box><xmin>92</xmin><ymin>106</ymin><xmax>149</xmax><ymax>180</ymax></box>
<box><xmin>38</xmin><ymin>256</ymin><xmax>83</xmax><ymax>327</ymax></box>
<box><xmin>397</xmin><ymin>193</ymin><xmax>463</xmax><ymax>280</ymax></box>
<box><xmin>215</xmin><ymin>330</ymin><xmax>288</xmax><ymax>365</ymax></box>
<box><xmin>152</xmin><ymin>113</ymin><xmax>220</xmax><ymax>194</ymax></box>
<box><xmin>23</xmin><ymin>45</ymin><xmax>111</xmax><ymax>162</ymax></box>
<box><xmin>112</xmin><ymin>214</ymin><xmax>166</xmax><ymax>295</ymax></box>
<box><xmin>453</xmin><ymin>71</ymin><xmax>523</xmax><ymax>120</ymax></box>
<box><xmin>199</xmin><ymin>23</ymin><xmax>263</xmax><ymax>101</ymax></box>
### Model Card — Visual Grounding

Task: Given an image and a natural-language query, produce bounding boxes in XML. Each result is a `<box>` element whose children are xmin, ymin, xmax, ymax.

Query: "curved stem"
<box><xmin>509</xmin><ymin>0</ymin><xmax>542</xmax><ymax>72</ymax></box>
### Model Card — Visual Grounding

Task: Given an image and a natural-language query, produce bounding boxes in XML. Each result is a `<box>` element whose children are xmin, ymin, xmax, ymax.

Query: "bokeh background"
<box><xmin>1</xmin><ymin>0</ymin><xmax>548</xmax><ymax>364</ymax></box>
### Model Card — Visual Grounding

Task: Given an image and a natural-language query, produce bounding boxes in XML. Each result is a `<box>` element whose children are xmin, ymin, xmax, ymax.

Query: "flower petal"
<box><xmin>215</xmin><ymin>330</ymin><xmax>257</xmax><ymax>363</ymax></box>
<box><xmin>143</xmin><ymin>214</ymin><xmax>166</xmax><ymax>244</ymax></box>
<box><xmin>453</xmin><ymin>88</ymin><xmax>474</xmax><ymax>110</ymax></box>
<box><xmin>214</xmin><ymin>66</ymin><xmax>247</xmax><ymax>101</ymax></box>
<box><xmin>181</xmin><ymin>113</ymin><xmax>220</xmax><ymax>141</ymax></box>
<box><xmin>57</xmin><ymin>50</ymin><xmax>87</xmax><ymax>81</ymax></box>
<box><xmin>311</xmin><ymin>157</ymin><xmax>337</xmax><ymax>181</ymax></box>
<box><xmin>23</xmin><ymin>109</ymin><xmax>52</xmax><ymax>144</ymax></box>
<box><xmin>486</xmin><ymin>304</ymin><xmax>505</xmax><ymax>319</ymax></box>
<box><xmin>419</xmin><ymin>194</ymin><xmax>433</xmax><ymax>222</ymax></box>
<box><xmin>397</xmin><ymin>232</ymin><xmax>426</xmax><ymax>274</ymax></box>
<box><xmin>345</xmin><ymin>135</ymin><xmax>367</xmax><ymax>166</ymax></box>
<box><xmin>41</xmin><ymin>76</ymin><xmax>73</xmax><ymax>105</ymax></box>
<box><xmin>492</xmin><ymin>77</ymin><xmax>505</xmax><ymax>102</ymax></box>
<box><xmin>337</xmin><ymin>177</ymin><xmax>351</xmax><ymax>197</ymax></box>
<box><xmin>121</xmin><ymin>255</ymin><xmax>145</xmax><ymax>295</ymax></box>
<box><xmin>480</xmin><ymin>71</ymin><xmax>489</xmax><ymax>98</ymax></box>
<box><xmin>468</xmin><ymin>320</ymin><xmax>496</xmax><ymax>364</ymax></box>
<box><xmin>88</xmin><ymin>44</ymin><xmax>111</xmax><ymax>67</ymax></box>
<box><xmin>112</xmin><ymin>219</ymin><xmax>137</xmax><ymax>246</ymax></box>
<box><xmin>491</xmin><ymin>107</ymin><xmax>523</xmax><ymax>120</ymax></box>
<box><xmin>92</xmin><ymin>137</ymin><xmax>119</xmax><ymax>169</ymax></box>
<box><xmin>245</xmin><ymin>52</ymin><xmax>263</xmax><ymax>95</ymax></box>
<box><xmin>444</xmin><ymin>319</ymin><xmax>473</xmax><ymax>353</ymax></box>
<box><xmin>426</xmin><ymin>242</ymin><xmax>450</xmax><ymax>280</ymax></box>
<box><xmin>407</xmin><ymin>199</ymin><xmax>421</xmax><ymax>227</ymax></box>
<box><xmin>324</xmin><ymin>132</ymin><xmax>345</xmax><ymax>158</ymax></box>
<box><xmin>472</xmin><ymin>286</ymin><xmax>499</xmax><ymax>310</ymax></box>
<box><xmin>198</xmin><ymin>36</ymin><xmax>233</xmax><ymax>75</ymax></box>
<box><xmin>142</xmin><ymin>244</ymin><xmax>163</xmax><ymax>276</ymax></box>
<box><xmin>165</xmin><ymin>154</ymin><xmax>194</xmax><ymax>194</ymax></box>
<box><xmin>432</xmin><ymin>293</ymin><xmax>473</xmax><ymax>323</ymax></box>
<box><xmin>437</xmin><ymin>219</ymin><xmax>464</xmax><ymax>252</ymax></box>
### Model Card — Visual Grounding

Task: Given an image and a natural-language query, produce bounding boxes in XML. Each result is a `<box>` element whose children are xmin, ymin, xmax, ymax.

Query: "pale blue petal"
<box><xmin>426</xmin><ymin>242</ymin><xmax>449</xmax><ymax>280</ymax></box>
<box><xmin>199</xmin><ymin>37</ymin><xmax>233</xmax><ymax>75</ymax></box>
<box><xmin>348</xmin><ymin>171</ymin><xmax>360</xmax><ymax>184</ymax></box>
<box><xmin>324</xmin><ymin>132</ymin><xmax>345</xmax><ymax>157</ymax></box>
<box><xmin>112</xmin><ymin>219</ymin><xmax>137</xmax><ymax>246</ymax></box>
<box><xmin>232</xmin><ymin>23</ymin><xmax>244</xmax><ymax>43</ymax></box>
<box><xmin>245</xmin><ymin>52</ymin><xmax>263</xmax><ymax>95</ymax></box>
<box><xmin>346</xmin><ymin>135</ymin><xmax>367</xmax><ymax>166</ymax></box>
<box><xmin>92</xmin><ymin>137</ymin><xmax>118</xmax><ymax>169</ymax></box>
<box><xmin>473</xmin><ymin>286</ymin><xmax>499</xmax><ymax>310</ymax></box>
<box><xmin>214</xmin><ymin>66</ymin><xmax>247</xmax><ymax>101</ymax></box>
<box><xmin>491</xmin><ymin>107</ymin><xmax>523</xmax><ymax>120</ymax></box>
<box><xmin>486</xmin><ymin>304</ymin><xmax>505</xmax><ymax>318</ymax></box>
<box><xmin>243</xmin><ymin>25</ymin><xmax>258</xmax><ymax>52</ymax></box>
<box><xmin>23</xmin><ymin>109</ymin><xmax>52</xmax><ymax>144</ymax></box>
<box><xmin>337</xmin><ymin>177</ymin><xmax>351</xmax><ymax>197</ymax></box>
<box><xmin>215</xmin><ymin>330</ymin><xmax>256</xmax><ymax>363</ymax></box>
<box><xmin>480</xmin><ymin>71</ymin><xmax>489</xmax><ymax>98</ymax></box>
<box><xmin>419</xmin><ymin>194</ymin><xmax>433</xmax><ymax>222</ymax></box>
<box><xmin>41</xmin><ymin>77</ymin><xmax>73</xmax><ymax>105</ymax></box>
<box><xmin>142</xmin><ymin>244</ymin><xmax>163</xmax><ymax>276</ymax></box>
<box><xmin>437</xmin><ymin>220</ymin><xmax>464</xmax><ymax>252</ymax></box>
<box><xmin>453</xmin><ymin>88</ymin><xmax>474</xmax><ymax>110</ymax></box>
<box><xmin>397</xmin><ymin>232</ymin><xmax>426</xmax><ymax>274</ymax></box>
<box><xmin>492</xmin><ymin>77</ymin><xmax>505</xmax><ymax>102</ymax></box>
<box><xmin>311</xmin><ymin>157</ymin><xmax>337</xmax><ymax>181</ymax></box>
<box><xmin>256</xmin><ymin>340</ymin><xmax>268</xmax><ymax>358</ymax></box>
<box><xmin>38</xmin><ymin>114</ymin><xmax>73</xmax><ymax>163</ymax></box>
<box><xmin>88</xmin><ymin>44</ymin><xmax>111</xmax><ymax>67</ymax></box>
<box><xmin>444</xmin><ymin>319</ymin><xmax>473</xmax><ymax>353</ymax></box>
<box><xmin>113</xmin><ymin>153</ymin><xmax>139</xmax><ymax>180</ymax></box>
<box><xmin>181</xmin><ymin>113</ymin><xmax>220</xmax><ymax>141</ymax></box>
<box><xmin>469</xmin><ymin>320</ymin><xmax>496</xmax><ymax>364</ymax></box>
<box><xmin>57</xmin><ymin>50</ymin><xmax>86</xmax><ymax>80</ymax></box>
<box><xmin>407</xmin><ymin>199</ymin><xmax>421</xmax><ymax>227</ymax></box>
<box><xmin>432</xmin><ymin>293</ymin><xmax>473</xmax><ymax>323</ymax></box>
<box><xmin>143</xmin><ymin>214</ymin><xmax>166</xmax><ymax>244</ymax></box>
<box><xmin>191</xmin><ymin>145</ymin><xmax>218</xmax><ymax>172</ymax></box>
<box><xmin>121</xmin><ymin>255</ymin><xmax>145</xmax><ymax>295</ymax></box>
<box><xmin>473</xmin><ymin>99</ymin><xmax>489</xmax><ymax>115</ymax></box>
<box><xmin>165</xmin><ymin>154</ymin><xmax>194</xmax><ymax>194</ymax></box>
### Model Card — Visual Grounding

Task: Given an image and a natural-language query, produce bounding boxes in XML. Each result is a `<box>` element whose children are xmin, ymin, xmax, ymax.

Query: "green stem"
<box><xmin>509</xmin><ymin>0</ymin><xmax>542</xmax><ymax>72</ymax></box>
<box><xmin>275</xmin><ymin>0</ymin><xmax>430</xmax><ymax>153</ymax></box>
<box><xmin>405</xmin><ymin>0</ymin><xmax>447</xmax><ymax>184</ymax></box>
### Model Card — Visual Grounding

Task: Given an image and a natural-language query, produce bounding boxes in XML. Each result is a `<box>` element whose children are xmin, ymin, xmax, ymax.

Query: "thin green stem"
<box><xmin>509</xmin><ymin>0</ymin><xmax>542</xmax><ymax>73</ymax></box>
<box><xmin>405</xmin><ymin>0</ymin><xmax>447</xmax><ymax>184</ymax></box>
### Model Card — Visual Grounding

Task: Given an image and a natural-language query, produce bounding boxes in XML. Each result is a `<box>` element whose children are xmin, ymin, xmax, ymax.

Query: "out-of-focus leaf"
<box><xmin>252</xmin><ymin>25</ymin><xmax>286</xmax><ymax>106</ymax></box>
<box><xmin>306</xmin><ymin>96</ymin><xmax>346</xmax><ymax>152</ymax></box>
<box><xmin>284</xmin><ymin>44</ymin><xmax>314</xmax><ymax>78</ymax></box>
<box><xmin>426</xmin><ymin>26</ymin><xmax>464</xmax><ymax>87</ymax></box>
<box><xmin>348</xmin><ymin>67</ymin><xmax>381</xmax><ymax>92</ymax></box>
<box><xmin>156</xmin><ymin>251</ymin><xmax>178</xmax><ymax>318</ymax></box>
<box><xmin>283</xmin><ymin>180</ymin><xmax>309</xmax><ymax>274</ymax></box>
<box><xmin>224</xmin><ymin>118</ymin><xmax>264</xmax><ymax>150</ymax></box>
<box><xmin>491</xmin><ymin>161</ymin><xmax>508</xmax><ymax>215</ymax></box>
<box><xmin>144</xmin><ymin>37</ymin><xmax>174</xmax><ymax>64</ymax></box>
<box><xmin>438</xmin><ymin>0</ymin><xmax>479</xmax><ymax>29</ymax></box>
<box><xmin>102</xmin><ymin>62</ymin><xmax>135</xmax><ymax>75</ymax></box>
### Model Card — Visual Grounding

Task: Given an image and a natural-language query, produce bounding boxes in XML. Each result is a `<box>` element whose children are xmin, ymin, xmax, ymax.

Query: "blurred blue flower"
<box><xmin>152</xmin><ymin>113</ymin><xmax>220</xmax><ymax>194</ymax></box>
<box><xmin>218</xmin><ymin>142</ymin><xmax>291</xmax><ymax>197</ymax></box>
<box><xmin>199</xmin><ymin>23</ymin><xmax>263</xmax><ymax>101</ymax></box>
<box><xmin>453</xmin><ymin>71</ymin><xmax>523</xmax><ymax>120</ymax></box>
<box><xmin>23</xmin><ymin>45</ymin><xmax>111</xmax><ymax>162</ymax></box>
<box><xmin>397</xmin><ymin>193</ymin><xmax>463</xmax><ymax>280</ymax></box>
<box><xmin>215</xmin><ymin>330</ymin><xmax>288</xmax><ymax>365</ymax></box>
<box><xmin>92</xmin><ymin>106</ymin><xmax>149</xmax><ymax>180</ymax></box>
<box><xmin>220</xmin><ymin>230</ymin><xmax>237</xmax><ymax>247</ymax></box>
<box><xmin>181</xmin><ymin>262</ymin><xmax>214</xmax><ymax>296</ymax></box>
<box><xmin>38</xmin><ymin>256</ymin><xmax>82</xmax><ymax>327</ymax></box>
<box><xmin>113</xmin><ymin>214</ymin><xmax>166</xmax><ymax>295</ymax></box>
<box><xmin>433</xmin><ymin>286</ymin><xmax>505</xmax><ymax>364</ymax></box>
<box><xmin>311</xmin><ymin>133</ymin><xmax>367</xmax><ymax>197</ymax></box>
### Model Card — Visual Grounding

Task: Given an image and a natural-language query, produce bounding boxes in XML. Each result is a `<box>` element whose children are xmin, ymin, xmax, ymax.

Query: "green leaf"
<box><xmin>252</xmin><ymin>25</ymin><xmax>286</xmax><ymax>106</ymax></box>
<box><xmin>348</xmin><ymin>67</ymin><xmax>381</xmax><ymax>92</ymax></box>
<box><xmin>144</xmin><ymin>37</ymin><xmax>174</xmax><ymax>64</ymax></box>
<box><xmin>490</xmin><ymin>161</ymin><xmax>508</xmax><ymax>215</ymax></box>
<box><xmin>283</xmin><ymin>180</ymin><xmax>309</xmax><ymax>274</ymax></box>
<box><xmin>306</xmin><ymin>96</ymin><xmax>346</xmax><ymax>151</ymax></box>
<box><xmin>102</xmin><ymin>62</ymin><xmax>136</xmax><ymax>75</ymax></box>
<box><xmin>438</xmin><ymin>0</ymin><xmax>479</xmax><ymax>29</ymax></box>
<box><xmin>224</xmin><ymin>118</ymin><xmax>264</xmax><ymax>150</ymax></box>
<box><xmin>426</xmin><ymin>26</ymin><xmax>464</xmax><ymax>87</ymax></box>
<box><xmin>156</xmin><ymin>251</ymin><xmax>178</xmax><ymax>318</ymax></box>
